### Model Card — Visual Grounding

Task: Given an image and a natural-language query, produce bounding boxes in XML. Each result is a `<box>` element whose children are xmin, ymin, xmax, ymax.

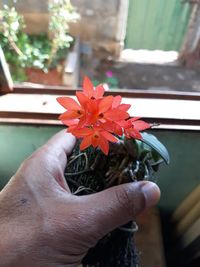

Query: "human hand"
<box><xmin>0</xmin><ymin>130</ymin><xmax>160</xmax><ymax>267</ymax></box>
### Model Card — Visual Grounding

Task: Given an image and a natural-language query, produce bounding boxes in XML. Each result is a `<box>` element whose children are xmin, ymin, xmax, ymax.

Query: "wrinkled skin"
<box><xmin>0</xmin><ymin>130</ymin><xmax>160</xmax><ymax>267</ymax></box>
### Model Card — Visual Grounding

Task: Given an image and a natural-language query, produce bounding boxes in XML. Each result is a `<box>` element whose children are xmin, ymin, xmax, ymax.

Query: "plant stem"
<box><xmin>8</xmin><ymin>36</ymin><xmax>23</xmax><ymax>56</ymax></box>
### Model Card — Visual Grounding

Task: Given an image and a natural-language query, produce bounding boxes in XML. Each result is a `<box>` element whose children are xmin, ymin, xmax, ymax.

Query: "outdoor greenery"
<box><xmin>93</xmin><ymin>70</ymin><xmax>119</xmax><ymax>89</ymax></box>
<box><xmin>48</xmin><ymin>0</ymin><xmax>79</xmax><ymax>65</ymax></box>
<box><xmin>0</xmin><ymin>0</ymin><xmax>79</xmax><ymax>82</ymax></box>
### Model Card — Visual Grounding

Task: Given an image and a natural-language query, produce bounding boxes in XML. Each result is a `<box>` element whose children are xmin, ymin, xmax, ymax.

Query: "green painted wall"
<box><xmin>0</xmin><ymin>125</ymin><xmax>63</xmax><ymax>188</ymax></box>
<box><xmin>153</xmin><ymin>130</ymin><xmax>200</xmax><ymax>213</ymax></box>
<box><xmin>126</xmin><ymin>0</ymin><xmax>192</xmax><ymax>51</ymax></box>
<box><xmin>0</xmin><ymin>124</ymin><xmax>200</xmax><ymax>214</ymax></box>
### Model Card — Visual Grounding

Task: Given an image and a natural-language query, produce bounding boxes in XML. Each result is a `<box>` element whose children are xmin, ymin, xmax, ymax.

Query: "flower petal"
<box><xmin>86</xmin><ymin>99</ymin><xmax>99</xmax><ymax>114</ymax></box>
<box><xmin>76</xmin><ymin>91</ymin><xmax>89</xmax><ymax>107</ymax></box>
<box><xmin>98</xmin><ymin>136</ymin><xmax>109</xmax><ymax>155</ymax></box>
<box><xmin>91</xmin><ymin>133</ymin><xmax>100</xmax><ymax>148</ymax></box>
<box><xmin>83</xmin><ymin>76</ymin><xmax>94</xmax><ymax>98</ymax></box>
<box><xmin>119</xmin><ymin>104</ymin><xmax>131</xmax><ymax>112</ymax></box>
<box><xmin>93</xmin><ymin>85</ymin><xmax>105</xmax><ymax>99</ymax></box>
<box><xmin>128</xmin><ymin>117</ymin><xmax>142</xmax><ymax>122</ymax></box>
<box><xmin>118</xmin><ymin>120</ymin><xmax>129</xmax><ymax>128</ymax></box>
<box><xmin>80</xmin><ymin>136</ymin><xmax>92</xmax><ymax>150</ymax></box>
<box><xmin>105</xmin><ymin>109</ymin><xmax>129</xmax><ymax>121</ymax></box>
<box><xmin>101</xmin><ymin>121</ymin><xmax>115</xmax><ymax>132</ymax></box>
<box><xmin>132</xmin><ymin>120</ymin><xmax>151</xmax><ymax>131</ymax></box>
<box><xmin>57</xmin><ymin>97</ymin><xmax>81</xmax><ymax>110</ymax></box>
<box><xmin>100</xmin><ymin>131</ymin><xmax>118</xmax><ymax>143</ymax></box>
<box><xmin>112</xmin><ymin>123</ymin><xmax>123</xmax><ymax>135</ymax></box>
<box><xmin>68</xmin><ymin>125</ymin><xmax>80</xmax><ymax>133</ymax></box>
<box><xmin>111</xmin><ymin>122</ymin><xmax>123</xmax><ymax>135</ymax></box>
<box><xmin>59</xmin><ymin>110</ymin><xmax>81</xmax><ymax>120</ymax></box>
<box><xmin>98</xmin><ymin>96</ymin><xmax>114</xmax><ymax>113</ymax></box>
<box><xmin>71</xmin><ymin>127</ymin><xmax>93</xmax><ymax>137</ymax></box>
<box><xmin>112</xmin><ymin>95</ymin><xmax>122</xmax><ymax>108</ymax></box>
<box><xmin>129</xmin><ymin>129</ymin><xmax>142</xmax><ymax>139</ymax></box>
<box><xmin>61</xmin><ymin>119</ymin><xmax>79</xmax><ymax>126</ymax></box>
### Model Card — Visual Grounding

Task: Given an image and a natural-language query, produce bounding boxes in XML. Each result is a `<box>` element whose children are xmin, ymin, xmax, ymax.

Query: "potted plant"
<box><xmin>57</xmin><ymin>77</ymin><xmax>170</xmax><ymax>266</ymax></box>
<box><xmin>0</xmin><ymin>0</ymin><xmax>79</xmax><ymax>85</ymax></box>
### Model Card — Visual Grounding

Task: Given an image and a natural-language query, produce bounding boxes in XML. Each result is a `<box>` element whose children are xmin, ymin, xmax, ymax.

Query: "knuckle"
<box><xmin>115</xmin><ymin>186</ymin><xmax>134</xmax><ymax>218</ymax></box>
<box><xmin>114</xmin><ymin>184</ymin><xmax>146</xmax><ymax>218</ymax></box>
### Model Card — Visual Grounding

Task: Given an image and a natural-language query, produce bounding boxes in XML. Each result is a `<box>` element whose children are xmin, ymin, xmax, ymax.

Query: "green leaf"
<box><xmin>141</xmin><ymin>132</ymin><xmax>170</xmax><ymax>164</ymax></box>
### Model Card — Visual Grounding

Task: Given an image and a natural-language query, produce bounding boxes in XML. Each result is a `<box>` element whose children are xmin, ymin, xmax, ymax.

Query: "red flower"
<box><xmin>71</xmin><ymin>127</ymin><xmax>118</xmax><ymax>155</ymax></box>
<box><xmin>120</xmin><ymin>118</ymin><xmax>150</xmax><ymax>139</ymax></box>
<box><xmin>91</xmin><ymin>95</ymin><xmax>130</xmax><ymax>126</ymax></box>
<box><xmin>57</xmin><ymin>93</ymin><xmax>93</xmax><ymax>129</ymax></box>
<box><xmin>57</xmin><ymin>76</ymin><xmax>151</xmax><ymax>155</ymax></box>
<box><xmin>99</xmin><ymin>95</ymin><xmax>131</xmax><ymax>135</ymax></box>
<box><xmin>106</xmin><ymin>95</ymin><xmax>130</xmax><ymax>120</ymax></box>
<box><xmin>83</xmin><ymin>76</ymin><xmax>105</xmax><ymax>99</ymax></box>
<box><xmin>57</xmin><ymin>97</ymin><xmax>85</xmax><ymax>121</ymax></box>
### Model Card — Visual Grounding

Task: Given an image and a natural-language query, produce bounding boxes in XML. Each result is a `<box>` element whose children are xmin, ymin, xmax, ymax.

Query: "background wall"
<box><xmin>125</xmin><ymin>0</ymin><xmax>192</xmax><ymax>51</ymax></box>
<box><xmin>0</xmin><ymin>0</ymin><xmax>49</xmax><ymax>34</ymax></box>
<box><xmin>0</xmin><ymin>124</ymin><xmax>200</xmax><ymax>215</ymax></box>
<box><xmin>70</xmin><ymin>0</ymin><xmax>128</xmax><ymax>56</ymax></box>
<box><xmin>0</xmin><ymin>0</ymin><xmax>128</xmax><ymax>56</ymax></box>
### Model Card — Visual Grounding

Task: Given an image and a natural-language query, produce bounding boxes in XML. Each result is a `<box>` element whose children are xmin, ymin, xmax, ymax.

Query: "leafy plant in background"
<box><xmin>48</xmin><ymin>0</ymin><xmax>80</xmax><ymax>66</ymax></box>
<box><xmin>0</xmin><ymin>4</ymin><xmax>25</xmax><ymax>56</ymax></box>
<box><xmin>0</xmin><ymin>4</ymin><xmax>27</xmax><ymax>81</ymax></box>
<box><xmin>93</xmin><ymin>70</ymin><xmax>119</xmax><ymax>89</ymax></box>
<box><xmin>0</xmin><ymin>0</ymin><xmax>79</xmax><ymax>82</ymax></box>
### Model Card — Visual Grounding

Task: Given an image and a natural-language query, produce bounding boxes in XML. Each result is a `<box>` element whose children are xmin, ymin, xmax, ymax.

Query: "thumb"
<box><xmin>81</xmin><ymin>181</ymin><xmax>160</xmax><ymax>239</ymax></box>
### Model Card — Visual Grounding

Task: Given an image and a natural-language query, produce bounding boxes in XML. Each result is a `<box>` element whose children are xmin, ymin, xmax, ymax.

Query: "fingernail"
<box><xmin>141</xmin><ymin>182</ymin><xmax>160</xmax><ymax>208</ymax></box>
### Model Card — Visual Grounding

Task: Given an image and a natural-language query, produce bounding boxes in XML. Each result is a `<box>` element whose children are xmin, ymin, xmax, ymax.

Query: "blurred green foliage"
<box><xmin>0</xmin><ymin>1</ymin><xmax>79</xmax><ymax>82</ymax></box>
<box><xmin>93</xmin><ymin>70</ymin><xmax>119</xmax><ymax>89</ymax></box>
<box><xmin>48</xmin><ymin>0</ymin><xmax>79</xmax><ymax>65</ymax></box>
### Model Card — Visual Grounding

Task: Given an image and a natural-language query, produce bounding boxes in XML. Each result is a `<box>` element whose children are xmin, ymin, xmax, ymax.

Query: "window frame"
<box><xmin>0</xmin><ymin>46</ymin><xmax>13</xmax><ymax>93</ymax></box>
<box><xmin>0</xmin><ymin>84</ymin><xmax>200</xmax><ymax>131</ymax></box>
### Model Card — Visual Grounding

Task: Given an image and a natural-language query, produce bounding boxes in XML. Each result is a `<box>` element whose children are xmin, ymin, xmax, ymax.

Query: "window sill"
<box><xmin>0</xmin><ymin>89</ymin><xmax>200</xmax><ymax>130</ymax></box>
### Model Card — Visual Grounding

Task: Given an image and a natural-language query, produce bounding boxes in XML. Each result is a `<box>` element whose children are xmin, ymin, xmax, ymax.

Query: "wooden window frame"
<box><xmin>1</xmin><ymin>39</ymin><xmax>200</xmax><ymax>130</ymax></box>
<box><xmin>0</xmin><ymin>47</ymin><xmax>13</xmax><ymax>93</ymax></box>
<box><xmin>0</xmin><ymin>83</ymin><xmax>200</xmax><ymax>131</ymax></box>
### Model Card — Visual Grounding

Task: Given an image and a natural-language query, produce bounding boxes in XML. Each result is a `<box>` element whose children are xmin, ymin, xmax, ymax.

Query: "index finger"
<box><xmin>44</xmin><ymin>129</ymin><xmax>76</xmax><ymax>171</ymax></box>
<box><xmin>11</xmin><ymin>130</ymin><xmax>76</xmax><ymax>193</ymax></box>
<box><xmin>30</xmin><ymin>129</ymin><xmax>76</xmax><ymax>191</ymax></box>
